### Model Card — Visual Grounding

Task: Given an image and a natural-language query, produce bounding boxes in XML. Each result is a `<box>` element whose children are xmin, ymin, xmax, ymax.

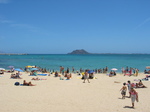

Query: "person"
<box><xmin>10</xmin><ymin>72</ymin><xmax>22</xmax><ymax>79</ymax></box>
<box><xmin>126</xmin><ymin>66</ymin><xmax>129</xmax><ymax>72</ymax></box>
<box><xmin>28</xmin><ymin>82</ymin><xmax>36</xmax><ymax>86</ymax></box>
<box><xmin>83</xmin><ymin>71</ymin><xmax>90</xmax><ymax>83</ymax></box>
<box><xmin>130</xmin><ymin>87</ymin><xmax>138</xmax><ymax>108</ymax></box>
<box><xmin>127</xmin><ymin>80</ymin><xmax>131</xmax><ymax>98</ymax></box>
<box><xmin>113</xmin><ymin>71</ymin><xmax>116</xmax><ymax>76</ymax></box>
<box><xmin>23</xmin><ymin>80</ymin><xmax>36</xmax><ymax>86</ymax></box>
<box><xmin>72</xmin><ymin>67</ymin><xmax>75</xmax><ymax>73</ymax></box>
<box><xmin>0</xmin><ymin>70</ymin><xmax>4</xmax><ymax>74</ymax></box>
<box><xmin>66</xmin><ymin>67</ymin><xmax>69</xmax><ymax>73</ymax></box>
<box><xmin>135</xmin><ymin>69</ymin><xmax>139</xmax><ymax>76</ymax></box>
<box><xmin>120</xmin><ymin>83</ymin><xmax>127</xmax><ymax>99</ymax></box>
<box><xmin>16</xmin><ymin>71</ymin><xmax>21</xmax><ymax>78</ymax></box>
<box><xmin>105</xmin><ymin>66</ymin><xmax>108</xmax><ymax>73</ymax></box>
<box><xmin>10</xmin><ymin>74</ymin><xmax>16</xmax><ymax>78</ymax></box>
<box><xmin>60</xmin><ymin>66</ymin><xmax>64</xmax><ymax>74</ymax></box>
<box><xmin>23</xmin><ymin>80</ymin><xmax>29</xmax><ymax>85</ymax></box>
<box><xmin>129</xmin><ymin>68</ymin><xmax>132</xmax><ymax>76</ymax></box>
<box><xmin>11</xmin><ymin>68</ymin><xmax>14</xmax><ymax>72</ymax></box>
<box><xmin>66</xmin><ymin>73</ymin><xmax>72</xmax><ymax>80</ymax></box>
<box><xmin>31</xmin><ymin>77</ymin><xmax>47</xmax><ymax>80</ymax></box>
<box><xmin>109</xmin><ymin>71</ymin><xmax>114</xmax><ymax>77</ymax></box>
<box><xmin>54</xmin><ymin>71</ymin><xmax>59</xmax><ymax>77</ymax></box>
<box><xmin>121</xmin><ymin>67</ymin><xmax>124</xmax><ymax>74</ymax></box>
<box><xmin>136</xmin><ymin>80</ymin><xmax>147</xmax><ymax>88</ymax></box>
<box><xmin>89</xmin><ymin>73</ymin><xmax>94</xmax><ymax>79</ymax></box>
<box><xmin>144</xmin><ymin>69</ymin><xmax>148</xmax><ymax>74</ymax></box>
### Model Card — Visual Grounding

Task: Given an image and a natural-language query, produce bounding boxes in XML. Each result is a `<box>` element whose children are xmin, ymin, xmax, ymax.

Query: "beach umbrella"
<box><xmin>88</xmin><ymin>70</ymin><xmax>94</xmax><ymax>74</ymax></box>
<box><xmin>8</xmin><ymin>66</ymin><xmax>14</xmax><ymax>68</ymax></box>
<box><xmin>0</xmin><ymin>68</ymin><xmax>5</xmax><ymax>70</ymax></box>
<box><xmin>14</xmin><ymin>68</ymin><xmax>24</xmax><ymax>72</ymax></box>
<box><xmin>111</xmin><ymin>68</ymin><xmax>118</xmax><ymax>71</ymax></box>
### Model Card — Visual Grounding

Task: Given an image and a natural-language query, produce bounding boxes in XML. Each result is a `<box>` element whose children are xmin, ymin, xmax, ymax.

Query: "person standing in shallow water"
<box><xmin>83</xmin><ymin>71</ymin><xmax>90</xmax><ymax>83</ymax></box>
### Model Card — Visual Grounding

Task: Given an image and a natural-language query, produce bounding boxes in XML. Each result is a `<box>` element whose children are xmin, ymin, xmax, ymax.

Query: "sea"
<box><xmin>0</xmin><ymin>54</ymin><xmax>150</xmax><ymax>73</ymax></box>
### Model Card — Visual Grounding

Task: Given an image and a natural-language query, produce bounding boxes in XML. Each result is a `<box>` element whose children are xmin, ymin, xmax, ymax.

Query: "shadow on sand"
<box><xmin>124</xmin><ymin>106</ymin><xmax>134</xmax><ymax>109</ymax></box>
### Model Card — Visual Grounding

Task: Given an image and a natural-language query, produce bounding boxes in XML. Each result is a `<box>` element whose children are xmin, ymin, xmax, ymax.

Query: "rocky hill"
<box><xmin>68</xmin><ymin>49</ymin><xmax>90</xmax><ymax>54</ymax></box>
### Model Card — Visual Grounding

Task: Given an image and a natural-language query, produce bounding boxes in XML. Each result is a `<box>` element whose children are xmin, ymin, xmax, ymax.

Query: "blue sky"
<box><xmin>0</xmin><ymin>0</ymin><xmax>150</xmax><ymax>54</ymax></box>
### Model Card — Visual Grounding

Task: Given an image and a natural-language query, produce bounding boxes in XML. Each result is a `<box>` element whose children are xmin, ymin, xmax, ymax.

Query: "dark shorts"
<box><xmin>121</xmin><ymin>90</ymin><xmax>126</xmax><ymax>95</ymax></box>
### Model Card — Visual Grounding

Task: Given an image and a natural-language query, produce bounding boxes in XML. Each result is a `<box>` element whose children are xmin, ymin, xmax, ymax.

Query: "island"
<box><xmin>68</xmin><ymin>49</ymin><xmax>90</xmax><ymax>54</ymax></box>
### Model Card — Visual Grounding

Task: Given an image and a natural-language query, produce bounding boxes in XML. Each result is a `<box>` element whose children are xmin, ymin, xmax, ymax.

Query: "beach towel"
<box><xmin>38</xmin><ymin>74</ymin><xmax>47</xmax><ymax>76</ymax></box>
<box><xmin>77</xmin><ymin>76</ymin><xmax>82</xmax><ymax>79</ymax></box>
<box><xmin>93</xmin><ymin>77</ymin><xmax>97</xmax><ymax>79</ymax></box>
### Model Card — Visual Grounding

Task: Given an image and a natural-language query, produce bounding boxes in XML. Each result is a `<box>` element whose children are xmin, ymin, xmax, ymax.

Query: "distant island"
<box><xmin>67</xmin><ymin>49</ymin><xmax>150</xmax><ymax>55</ymax></box>
<box><xmin>68</xmin><ymin>49</ymin><xmax>90</xmax><ymax>54</ymax></box>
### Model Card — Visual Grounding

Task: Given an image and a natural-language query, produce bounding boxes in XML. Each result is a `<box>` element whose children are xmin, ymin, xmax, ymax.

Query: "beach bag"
<box><xmin>14</xmin><ymin>82</ymin><xmax>20</xmax><ymax>86</ymax></box>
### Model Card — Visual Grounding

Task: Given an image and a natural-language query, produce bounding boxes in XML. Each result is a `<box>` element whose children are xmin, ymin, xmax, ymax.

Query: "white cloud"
<box><xmin>10</xmin><ymin>23</ymin><xmax>38</xmax><ymax>32</ymax></box>
<box><xmin>0</xmin><ymin>0</ymin><xmax>10</xmax><ymax>4</ymax></box>
<box><xmin>0</xmin><ymin>19</ymin><xmax>12</xmax><ymax>23</ymax></box>
<box><xmin>135</xmin><ymin>17</ymin><xmax>150</xmax><ymax>29</ymax></box>
<box><xmin>0</xmin><ymin>16</ymin><xmax>12</xmax><ymax>23</ymax></box>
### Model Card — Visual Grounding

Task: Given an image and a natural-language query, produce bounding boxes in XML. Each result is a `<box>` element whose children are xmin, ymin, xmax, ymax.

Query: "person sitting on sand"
<box><xmin>66</xmin><ymin>73</ymin><xmax>72</xmax><ymax>80</ymax></box>
<box><xmin>23</xmin><ymin>80</ymin><xmax>36</xmax><ymax>86</ymax></box>
<box><xmin>30</xmin><ymin>71</ymin><xmax>38</xmax><ymax>76</ymax></box>
<box><xmin>89</xmin><ymin>73</ymin><xmax>94</xmax><ymax>79</ymax></box>
<box><xmin>120</xmin><ymin>83</ymin><xmax>127</xmax><ymax>99</ymax></box>
<box><xmin>10</xmin><ymin>73</ymin><xmax>22</xmax><ymax>79</ymax></box>
<box><xmin>136</xmin><ymin>80</ymin><xmax>147</xmax><ymax>88</ymax></box>
<box><xmin>16</xmin><ymin>71</ymin><xmax>21</xmax><ymax>78</ymax></box>
<box><xmin>144</xmin><ymin>69</ymin><xmax>148</xmax><ymax>74</ymax></box>
<box><xmin>30</xmin><ymin>71</ymin><xmax>34</xmax><ymax>75</ymax></box>
<box><xmin>11</xmin><ymin>74</ymin><xmax>16</xmax><ymax>78</ymax></box>
<box><xmin>109</xmin><ymin>71</ymin><xmax>116</xmax><ymax>77</ymax></box>
<box><xmin>54</xmin><ymin>71</ymin><xmax>59</xmax><ymax>77</ymax></box>
<box><xmin>0</xmin><ymin>70</ymin><xmax>4</xmax><ymax>74</ymax></box>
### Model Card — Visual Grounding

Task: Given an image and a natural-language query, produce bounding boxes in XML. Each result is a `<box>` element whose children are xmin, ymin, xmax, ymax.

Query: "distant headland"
<box><xmin>68</xmin><ymin>49</ymin><xmax>90</xmax><ymax>54</ymax></box>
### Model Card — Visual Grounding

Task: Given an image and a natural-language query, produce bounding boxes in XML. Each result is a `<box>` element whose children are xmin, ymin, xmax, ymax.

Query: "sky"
<box><xmin>0</xmin><ymin>0</ymin><xmax>150</xmax><ymax>54</ymax></box>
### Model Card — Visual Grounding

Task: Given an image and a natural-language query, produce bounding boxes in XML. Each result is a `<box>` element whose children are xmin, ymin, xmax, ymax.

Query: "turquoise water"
<box><xmin>0</xmin><ymin>54</ymin><xmax>150</xmax><ymax>72</ymax></box>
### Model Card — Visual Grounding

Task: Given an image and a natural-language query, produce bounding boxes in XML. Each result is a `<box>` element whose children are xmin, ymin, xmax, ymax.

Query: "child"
<box><xmin>120</xmin><ymin>83</ymin><xmax>127</xmax><ymax>99</ymax></box>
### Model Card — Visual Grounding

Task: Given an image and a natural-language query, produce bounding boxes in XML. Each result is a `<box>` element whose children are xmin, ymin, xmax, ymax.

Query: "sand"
<box><xmin>0</xmin><ymin>72</ymin><xmax>150</xmax><ymax>112</ymax></box>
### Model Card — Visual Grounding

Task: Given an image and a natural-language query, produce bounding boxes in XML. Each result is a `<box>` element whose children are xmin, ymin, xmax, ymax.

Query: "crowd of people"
<box><xmin>122</xmin><ymin>66</ymin><xmax>139</xmax><ymax>76</ymax></box>
<box><xmin>1</xmin><ymin>65</ymin><xmax>149</xmax><ymax>109</ymax></box>
<box><xmin>120</xmin><ymin>79</ymin><xmax>147</xmax><ymax>109</ymax></box>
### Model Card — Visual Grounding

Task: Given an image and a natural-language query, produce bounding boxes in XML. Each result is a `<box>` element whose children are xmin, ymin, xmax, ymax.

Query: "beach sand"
<box><xmin>0</xmin><ymin>72</ymin><xmax>150</xmax><ymax>112</ymax></box>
